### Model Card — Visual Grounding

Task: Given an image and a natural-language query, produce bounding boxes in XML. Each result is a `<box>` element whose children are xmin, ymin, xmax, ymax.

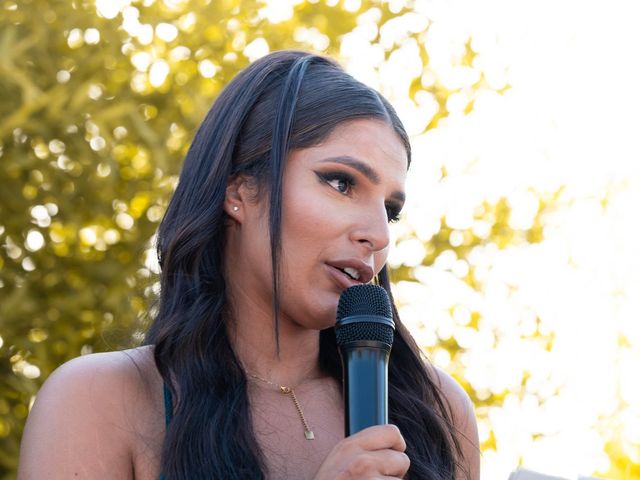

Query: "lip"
<box><xmin>325</xmin><ymin>259</ymin><xmax>375</xmax><ymax>289</ymax></box>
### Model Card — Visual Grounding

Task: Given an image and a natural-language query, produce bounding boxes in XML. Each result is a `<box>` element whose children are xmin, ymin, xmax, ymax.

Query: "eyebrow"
<box><xmin>320</xmin><ymin>155</ymin><xmax>406</xmax><ymax>204</ymax></box>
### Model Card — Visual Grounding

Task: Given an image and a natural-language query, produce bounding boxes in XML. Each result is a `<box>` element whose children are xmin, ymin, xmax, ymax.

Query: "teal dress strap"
<box><xmin>163</xmin><ymin>383</ymin><xmax>174</xmax><ymax>425</ymax></box>
<box><xmin>159</xmin><ymin>383</ymin><xmax>173</xmax><ymax>480</ymax></box>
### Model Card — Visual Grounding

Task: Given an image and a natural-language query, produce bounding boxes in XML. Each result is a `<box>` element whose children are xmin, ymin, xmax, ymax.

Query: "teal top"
<box><xmin>163</xmin><ymin>383</ymin><xmax>174</xmax><ymax>425</ymax></box>
<box><xmin>159</xmin><ymin>384</ymin><xmax>173</xmax><ymax>480</ymax></box>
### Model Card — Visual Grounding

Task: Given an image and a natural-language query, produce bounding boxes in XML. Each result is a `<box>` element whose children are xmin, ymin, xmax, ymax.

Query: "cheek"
<box><xmin>282</xmin><ymin>188</ymin><xmax>333</xmax><ymax>244</ymax></box>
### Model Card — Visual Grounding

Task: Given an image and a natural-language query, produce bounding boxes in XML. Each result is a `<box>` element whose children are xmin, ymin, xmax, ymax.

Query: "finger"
<box><xmin>345</xmin><ymin>449</ymin><xmax>410</xmax><ymax>478</ymax></box>
<box><xmin>380</xmin><ymin>450</ymin><xmax>410</xmax><ymax>477</ymax></box>
<box><xmin>349</xmin><ymin>424</ymin><xmax>407</xmax><ymax>452</ymax></box>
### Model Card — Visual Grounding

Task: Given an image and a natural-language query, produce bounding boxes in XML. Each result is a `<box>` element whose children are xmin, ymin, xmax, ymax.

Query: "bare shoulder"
<box><xmin>430</xmin><ymin>365</ymin><xmax>480</xmax><ymax>480</ymax></box>
<box><xmin>429</xmin><ymin>366</ymin><xmax>474</xmax><ymax>424</ymax></box>
<box><xmin>18</xmin><ymin>346</ymin><xmax>164</xmax><ymax>480</ymax></box>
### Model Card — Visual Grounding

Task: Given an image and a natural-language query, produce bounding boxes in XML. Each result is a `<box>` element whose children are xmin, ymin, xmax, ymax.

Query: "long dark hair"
<box><xmin>146</xmin><ymin>50</ymin><xmax>465</xmax><ymax>479</ymax></box>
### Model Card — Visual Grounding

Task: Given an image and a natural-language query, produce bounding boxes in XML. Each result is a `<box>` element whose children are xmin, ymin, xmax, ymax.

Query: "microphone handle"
<box><xmin>340</xmin><ymin>340</ymin><xmax>391</xmax><ymax>436</ymax></box>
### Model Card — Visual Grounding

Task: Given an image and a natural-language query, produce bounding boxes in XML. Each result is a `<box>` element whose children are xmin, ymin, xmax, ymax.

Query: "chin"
<box><xmin>285</xmin><ymin>290</ymin><xmax>341</xmax><ymax>331</ymax></box>
<box><xmin>304</xmin><ymin>303</ymin><xmax>339</xmax><ymax>332</ymax></box>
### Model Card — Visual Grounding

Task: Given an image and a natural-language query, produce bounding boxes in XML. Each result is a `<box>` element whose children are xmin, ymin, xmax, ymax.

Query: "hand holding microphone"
<box><xmin>313</xmin><ymin>285</ymin><xmax>410</xmax><ymax>479</ymax></box>
<box><xmin>313</xmin><ymin>424</ymin><xmax>409</xmax><ymax>480</ymax></box>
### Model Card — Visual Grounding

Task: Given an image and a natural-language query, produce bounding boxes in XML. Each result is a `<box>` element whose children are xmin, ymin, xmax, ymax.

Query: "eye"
<box><xmin>385</xmin><ymin>203</ymin><xmax>402</xmax><ymax>223</ymax></box>
<box><xmin>316</xmin><ymin>171</ymin><xmax>355</xmax><ymax>195</ymax></box>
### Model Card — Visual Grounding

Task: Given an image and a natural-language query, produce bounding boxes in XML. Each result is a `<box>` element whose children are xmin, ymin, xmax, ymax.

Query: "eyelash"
<box><xmin>386</xmin><ymin>206</ymin><xmax>401</xmax><ymax>223</ymax></box>
<box><xmin>316</xmin><ymin>171</ymin><xmax>402</xmax><ymax>223</ymax></box>
<box><xmin>317</xmin><ymin>171</ymin><xmax>355</xmax><ymax>195</ymax></box>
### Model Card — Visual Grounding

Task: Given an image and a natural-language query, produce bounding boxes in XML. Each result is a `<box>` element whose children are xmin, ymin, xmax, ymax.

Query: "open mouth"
<box><xmin>327</xmin><ymin>261</ymin><xmax>373</xmax><ymax>285</ymax></box>
<box><xmin>336</xmin><ymin>266</ymin><xmax>361</xmax><ymax>281</ymax></box>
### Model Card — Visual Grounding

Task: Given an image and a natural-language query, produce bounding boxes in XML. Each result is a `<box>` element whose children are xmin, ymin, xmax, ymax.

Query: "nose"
<box><xmin>349</xmin><ymin>202</ymin><xmax>391</xmax><ymax>253</ymax></box>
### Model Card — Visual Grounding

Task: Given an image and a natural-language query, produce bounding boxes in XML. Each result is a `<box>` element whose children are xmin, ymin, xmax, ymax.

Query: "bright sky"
<box><xmin>338</xmin><ymin>0</ymin><xmax>640</xmax><ymax>478</ymax></box>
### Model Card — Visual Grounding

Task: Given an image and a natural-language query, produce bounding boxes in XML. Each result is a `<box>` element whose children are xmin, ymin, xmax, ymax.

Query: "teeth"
<box><xmin>343</xmin><ymin>267</ymin><xmax>360</xmax><ymax>280</ymax></box>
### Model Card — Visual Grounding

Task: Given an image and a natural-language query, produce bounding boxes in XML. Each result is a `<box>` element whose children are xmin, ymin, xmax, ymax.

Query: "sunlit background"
<box><xmin>1</xmin><ymin>0</ymin><xmax>639</xmax><ymax>478</ymax></box>
<box><xmin>348</xmin><ymin>1</ymin><xmax>640</xmax><ymax>478</ymax></box>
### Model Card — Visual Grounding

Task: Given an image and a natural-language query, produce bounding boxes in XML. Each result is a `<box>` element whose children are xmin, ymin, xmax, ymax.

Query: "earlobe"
<box><xmin>224</xmin><ymin>175</ymin><xmax>249</xmax><ymax>222</ymax></box>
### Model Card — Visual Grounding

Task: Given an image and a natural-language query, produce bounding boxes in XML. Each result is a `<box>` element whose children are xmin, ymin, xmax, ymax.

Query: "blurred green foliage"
<box><xmin>0</xmin><ymin>0</ymin><xmax>373</xmax><ymax>474</ymax></box>
<box><xmin>1</xmin><ymin>1</ymin><xmax>616</xmax><ymax>479</ymax></box>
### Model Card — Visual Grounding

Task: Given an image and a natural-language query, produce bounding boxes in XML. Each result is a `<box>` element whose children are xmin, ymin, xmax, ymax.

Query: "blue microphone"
<box><xmin>335</xmin><ymin>284</ymin><xmax>395</xmax><ymax>436</ymax></box>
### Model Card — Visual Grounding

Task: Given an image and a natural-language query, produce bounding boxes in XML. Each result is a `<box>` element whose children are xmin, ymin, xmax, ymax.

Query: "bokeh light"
<box><xmin>338</xmin><ymin>0</ymin><xmax>640</xmax><ymax>477</ymax></box>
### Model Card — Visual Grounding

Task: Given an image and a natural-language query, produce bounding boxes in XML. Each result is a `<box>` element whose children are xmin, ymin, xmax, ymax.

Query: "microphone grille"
<box><xmin>335</xmin><ymin>321</ymin><xmax>394</xmax><ymax>346</ymax></box>
<box><xmin>336</xmin><ymin>284</ymin><xmax>392</xmax><ymax>321</ymax></box>
<box><xmin>335</xmin><ymin>285</ymin><xmax>394</xmax><ymax>347</ymax></box>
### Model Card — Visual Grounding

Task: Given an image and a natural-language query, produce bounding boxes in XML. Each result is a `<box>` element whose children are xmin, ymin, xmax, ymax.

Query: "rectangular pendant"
<box><xmin>304</xmin><ymin>430</ymin><xmax>315</xmax><ymax>440</ymax></box>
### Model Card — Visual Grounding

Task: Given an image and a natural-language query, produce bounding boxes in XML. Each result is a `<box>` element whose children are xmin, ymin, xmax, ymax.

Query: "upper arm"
<box><xmin>18</xmin><ymin>353</ymin><xmax>136</xmax><ymax>480</ymax></box>
<box><xmin>432</xmin><ymin>367</ymin><xmax>480</xmax><ymax>480</ymax></box>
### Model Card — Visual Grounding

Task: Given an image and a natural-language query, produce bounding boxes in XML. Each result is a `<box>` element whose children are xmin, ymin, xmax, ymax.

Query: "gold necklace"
<box><xmin>246</xmin><ymin>372</ymin><xmax>315</xmax><ymax>440</ymax></box>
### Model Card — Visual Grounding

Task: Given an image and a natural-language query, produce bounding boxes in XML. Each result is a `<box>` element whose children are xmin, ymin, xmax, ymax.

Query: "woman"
<box><xmin>19</xmin><ymin>51</ymin><xmax>479</xmax><ymax>479</ymax></box>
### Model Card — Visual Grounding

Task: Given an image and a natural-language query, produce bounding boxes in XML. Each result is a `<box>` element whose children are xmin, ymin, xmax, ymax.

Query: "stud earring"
<box><xmin>232</xmin><ymin>206</ymin><xmax>239</xmax><ymax>212</ymax></box>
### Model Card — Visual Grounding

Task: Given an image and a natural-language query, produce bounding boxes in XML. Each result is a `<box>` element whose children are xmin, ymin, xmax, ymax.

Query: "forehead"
<box><xmin>309</xmin><ymin>119</ymin><xmax>409</xmax><ymax>178</ymax></box>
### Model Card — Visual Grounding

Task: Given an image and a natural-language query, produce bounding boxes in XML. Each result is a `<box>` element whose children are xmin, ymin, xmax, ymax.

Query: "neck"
<box><xmin>223</xmin><ymin>225</ymin><xmax>327</xmax><ymax>387</ymax></box>
<box><xmin>225</xmin><ymin>289</ymin><xmax>325</xmax><ymax>388</ymax></box>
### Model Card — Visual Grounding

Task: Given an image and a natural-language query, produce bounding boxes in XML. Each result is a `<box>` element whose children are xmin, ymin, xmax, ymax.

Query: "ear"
<box><xmin>224</xmin><ymin>175</ymin><xmax>252</xmax><ymax>223</ymax></box>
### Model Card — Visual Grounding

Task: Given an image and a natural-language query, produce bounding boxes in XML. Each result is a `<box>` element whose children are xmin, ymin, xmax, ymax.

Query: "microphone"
<box><xmin>335</xmin><ymin>284</ymin><xmax>395</xmax><ymax>436</ymax></box>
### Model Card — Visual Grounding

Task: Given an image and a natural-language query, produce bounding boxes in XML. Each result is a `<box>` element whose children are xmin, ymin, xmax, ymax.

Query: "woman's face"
<box><xmin>229</xmin><ymin>118</ymin><xmax>408</xmax><ymax>330</ymax></box>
